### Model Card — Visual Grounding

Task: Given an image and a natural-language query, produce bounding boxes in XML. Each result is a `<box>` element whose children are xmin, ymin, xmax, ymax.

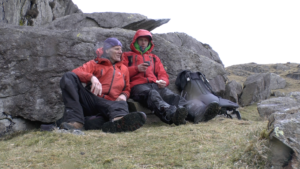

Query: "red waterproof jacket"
<box><xmin>72</xmin><ymin>48</ymin><xmax>130</xmax><ymax>101</ymax></box>
<box><xmin>122</xmin><ymin>29</ymin><xmax>169</xmax><ymax>88</ymax></box>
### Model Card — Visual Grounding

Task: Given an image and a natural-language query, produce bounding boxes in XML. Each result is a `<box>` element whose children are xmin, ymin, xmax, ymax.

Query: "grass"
<box><xmin>0</xmin><ymin>106</ymin><xmax>270</xmax><ymax>169</ymax></box>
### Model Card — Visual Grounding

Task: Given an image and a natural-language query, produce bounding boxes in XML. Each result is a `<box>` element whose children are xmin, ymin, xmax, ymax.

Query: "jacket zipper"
<box><xmin>107</xmin><ymin>65</ymin><xmax>115</xmax><ymax>95</ymax></box>
<box><xmin>142</xmin><ymin>54</ymin><xmax>149</xmax><ymax>83</ymax></box>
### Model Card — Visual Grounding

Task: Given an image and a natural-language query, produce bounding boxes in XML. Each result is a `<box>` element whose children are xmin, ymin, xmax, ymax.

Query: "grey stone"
<box><xmin>270</xmin><ymin>73</ymin><xmax>286</xmax><ymax>90</ymax></box>
<box><xmin>257</xmin><ymin>97</ymin><xmax>298</xmax><ymax>118</ymax></box>
<box><xmin>224</xmin><ymin>80</ymin><xmax>243</xmax><ymax>103</ymax></box>
<box><xmin>268</xmin><ymin>108</ymin><xmax>300</xmax><ymax>168</ymax></box>
<box><xmin>157</xmin><ymin>32</ymin><xmax>223</xmax><ymax>65</ymax></box>
<box><xmin>286</xmin><ymin>73</ymin><xmax>300</xmax><ymax>80</ymax></box>
<box><xmin>44</xmin><ymin>12</ymin><xmax>169</xmax><ymax>31</ymax></box>
<box><xmin>0</xmin><ymin>0</ymin><xmax>81</xmax><ymax>26</ymax></box>
<box><xmin>239</xmin><ymin>73</ymin><xmax>272</xmax><ymax>106</ymax></box>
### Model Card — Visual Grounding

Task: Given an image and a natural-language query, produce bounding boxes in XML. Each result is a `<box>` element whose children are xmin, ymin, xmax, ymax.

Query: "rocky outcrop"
<box><xmin>0</xmin><ymin>23</ymin><xmax>225</xmax><ymax>123</ymax></box>
<box><xmin>268</xmin><ymin>107</ymin><xmax>300</xmax><ymax>169</ymax></box>
<box><xmin>0</xmin><ymin>0</ymin><xmax>81</xmax><ymax>26</ymax></box>
<box><xmin>257</xmin><ymin>92</ymin><xmax>300</xmax><ymax>118</ymax></box>
<box><xmin>270</xmin><ymin>73</ymin><xmax>286</xmax><ymax>90</ymax></box>
<box><xmin>224</xmin><ymin>80</ymin><xmax>243</xmax><ymax>103</ymax></box>
<box><xmin>44</xmin><ymin>12</ymin><xmax>170</xmax><ymax>31</ymax></box>
<box><xmin>239</xmin><ymin>73</ymin><xmax>271</xmax><ymax>106</ymax></box>
<box><xmin>157</xmin><ymin>33</ymin><xmax>223</xmax><ymax>65</ymax></box>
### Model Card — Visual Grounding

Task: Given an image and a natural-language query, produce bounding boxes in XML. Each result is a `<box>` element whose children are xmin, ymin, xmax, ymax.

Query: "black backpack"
<box><xmin>175</xmin><ymin>70</ymin><xmax>241</xmax><ymax>120</ymax></box>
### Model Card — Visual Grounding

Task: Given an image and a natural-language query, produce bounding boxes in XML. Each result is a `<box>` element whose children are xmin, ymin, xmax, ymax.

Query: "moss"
<box><xmin>19</xmin><ymin>20</ymin><xmax>24</xmax><ymax>26</ymax></box>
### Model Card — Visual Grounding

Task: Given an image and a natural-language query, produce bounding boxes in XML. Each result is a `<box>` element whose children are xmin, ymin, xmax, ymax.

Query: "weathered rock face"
<box><xmin>270</xmin><ymin>73</ymin><xmax>286</xmax><ymax>90</ymax></box>
<box><xmin>157</xmin><ymin>32</ymin><xmax>223</xmax><ymax>65</ymax></box>
<box><xmin>239</xmin><ymin>73</ymin><xmax>271</xmax><ymax>106</ymax></box>
<box><xmin>257</xmin><ymin>97</ymin><xmax>298</xmax><ymax>118</ymax></box>
<box><xmin>0</xmin><ymin>23</ymin><xmax>226</xmax><ymax>122</ymax></box>
<box><xmin>44</xmin><ymin>12</ymin><xmax>170</xmax><ymax>31</ymax></box>
<box><xmin>0</xmin><ymin>0</ymin><xmax>81</xmax><ymax>26</ymax></box>
<box><xmin>268</xmin><ymin>107</ymin><xmax>300</xmax><ymax>169</ymax></box>
<box><xmin>224</xmin><ymin>80</ymin><xmax>243</xmax><ymax>103</ymax></box>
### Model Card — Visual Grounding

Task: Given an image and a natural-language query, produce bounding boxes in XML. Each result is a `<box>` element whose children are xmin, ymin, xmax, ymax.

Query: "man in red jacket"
<box><xmin>59</xmin><ymin>38</ymin><xmax>146</xmax><ymax>133</ymax></box>
<box><xmin>122</xmin><ymin>30</ymin><xmax>188</xmax><ymax>125</ymax></box>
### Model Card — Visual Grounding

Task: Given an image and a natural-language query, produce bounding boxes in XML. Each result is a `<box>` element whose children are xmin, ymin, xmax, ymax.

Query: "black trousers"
<box><xmin>60</xmin><ymin>72</ymin><xmax>129</xmax><ymax>124</ymax></box>
<box><xmin>130</xmin><ymin>83</ymin><xmax>187</xmax><ymax>123</ymax></box>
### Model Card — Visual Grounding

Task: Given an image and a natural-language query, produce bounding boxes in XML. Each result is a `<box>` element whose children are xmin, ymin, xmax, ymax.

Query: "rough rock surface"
<box><xmin>224</xmin><ymin>80</ymin><xmax>243</xmax><ymax>103</ymax></box>
<box><xmin>0</xmin><ymin>24</ymin><xmax>226</xmax><ymax>122</ymax></box>
<box><xmin>270</xmin><ymin>73</ymin><xmax>286</xmax><ymax>90</ymax></box>
<box><xmin>157</xmin><ymin>32</ymin><xmax>223</xmax><ymax>65</ymax></box>
<box><xmin>0</xmin><ymin>0</ymin><xmax>81</xmax><ymax>26</ymax></box>
<box><xmin>239</xmin><ymin>73</ymin><xmax>272</xmax><ymax>106</ymax></box>
<box><xmin>268</xmin><ymin>107</ymin><xmax>300</xmax><ymax>169</ymax></box>
<box><xmin>44</xmin><ymin>12</ymin><xmax>170</xmax><ymax>31</ymax></box>
<box><xmin>257</xmin><ymin>97</ymin><xmax>298</xmax><ymax>118</ymax></box>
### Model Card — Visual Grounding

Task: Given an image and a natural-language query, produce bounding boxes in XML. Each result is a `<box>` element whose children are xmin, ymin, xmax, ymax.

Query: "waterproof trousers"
<box><xmin>60</xmin><ymin>72</ymin><xmax>129</xmax><ymax>124</ymax></box>
<box><xmin>130</xmin><ymin>83</ymin><xmax>187</xmax><ymax>123</ymax></box>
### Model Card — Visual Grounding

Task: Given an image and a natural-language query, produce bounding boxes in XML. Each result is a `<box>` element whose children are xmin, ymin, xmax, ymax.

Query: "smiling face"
<box><xmin>105</xmin><ymin>46</ymin><xmax>122</xmax><ymax>63</ymax></box>
<box><xmin>137</xmin><ymin>37</ymin><xmax>150</xmax><ymax>50</ymax></box>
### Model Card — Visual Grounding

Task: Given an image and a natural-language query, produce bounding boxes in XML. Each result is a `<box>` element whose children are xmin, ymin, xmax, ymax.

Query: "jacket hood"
<box><xmin>130</xmin><ymin>29</ymin><xmax>154</xmax><ymax>54</ymax></box>
<box><xmin>95</xmin><ymin>48</ymin><xmax>123</xmax><ymax>67</ymax></box>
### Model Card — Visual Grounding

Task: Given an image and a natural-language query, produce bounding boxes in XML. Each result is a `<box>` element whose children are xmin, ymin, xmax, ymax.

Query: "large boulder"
<box><xmin>257</xmin><ymin>97</ymin><xmax>298</xmax><ymax>118</ymax></box>
<box><xmin>157</xmin><ymin>32</ymin><xmax>223</xmax><ymax>65</ymax></box>
<box><xmin>239</xmin><ymin>73</ymin><xmax>272</xmax><ymax>106</ymax></box>
<box><xmin>268</xmin><ymin>107</ymin><xmax>300</xmax><ymax>168</ymax></box>
<box><xmin>224</xmin><ymin>80</ymin><xmax>243</xmax><ymax>103</ymax></box>
<box><xmin>0</xmin><ymin>0</ymin><xmax>81</xmax><ymax>26</ymax></box>
<box><xmin>0</xmin><ymin>23</ymin><xmax>226</xmax><ymax>123</ymax></box>
<box><xmin>44</xmin><ymin>12</ymin><xmax>170</xmax><ymax>31</ymax></box>
<box><xmin>270</xmin><ymin>73</ymin><xmax>286</xmax><ymax>90</ymax></box>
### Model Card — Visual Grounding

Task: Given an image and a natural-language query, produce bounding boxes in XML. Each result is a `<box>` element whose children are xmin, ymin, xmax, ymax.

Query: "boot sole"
<box><xmin>102</xmin><ymin>112</ymin><xmax>146</xmax><ymax>133</ymax></box>
<box><xmin>172</xmin><ymin>107</ymin><xmax>188</xmax><ymax>126</ymax></box>
<box><xmin>202</xmin><ymin>102</ymin><xmax>220</xmax><ymax>122</ymax></box>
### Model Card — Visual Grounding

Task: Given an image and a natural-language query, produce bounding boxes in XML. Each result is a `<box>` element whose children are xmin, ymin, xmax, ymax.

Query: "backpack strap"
<box><xmin>127</xmin><ymin>56</ymin><xmax>133</xmax><ymax>67</ymax></box>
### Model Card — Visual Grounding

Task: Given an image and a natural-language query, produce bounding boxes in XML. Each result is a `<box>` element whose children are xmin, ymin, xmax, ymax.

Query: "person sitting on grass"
<box><xmin>59</xmin><ymin>37</ymin><xmax>146</xmax><ymax>133</ymax></box>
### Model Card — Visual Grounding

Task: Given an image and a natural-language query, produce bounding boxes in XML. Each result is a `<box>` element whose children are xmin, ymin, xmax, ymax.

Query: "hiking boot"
<box><xmin>59</xmin><ymin>122</ymin><xmax>84</xmax><ymax>130</ymax></box>
<box><xmin>102</xmin><ymin>112</ymin><xmax>146</xmax><ymax>133</ymax></box>
<box><xmin>40</xmin><ymin>123</ymin><xmax>56</xmax><ymax>131</ymax></box>
<box><xmin>194</xmin><ymin>102</ymin><xmax>220</xmax><ymax>123</ymax></box>
<box><xmin>172</xmin><ymin>106</ymin><xmax>188</xmax><ymax>126</ymax></box>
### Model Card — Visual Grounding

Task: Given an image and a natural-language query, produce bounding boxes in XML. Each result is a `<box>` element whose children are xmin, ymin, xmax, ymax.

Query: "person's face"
<box><xmin>106</xmin><ymin>46</ymin><xmax>122</xmax><ymax>63</ymax></box>
<box><xmin>137</xmin><ymin>37</ymin><xmax>149</xmax><ymax>50</ymax></box>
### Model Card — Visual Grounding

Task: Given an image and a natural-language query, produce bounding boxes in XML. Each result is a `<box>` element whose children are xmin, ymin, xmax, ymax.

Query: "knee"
<box><xmin>60</xmin><ymin>72</ymin><xmax>78</xmax><ymax>88</ymax></box>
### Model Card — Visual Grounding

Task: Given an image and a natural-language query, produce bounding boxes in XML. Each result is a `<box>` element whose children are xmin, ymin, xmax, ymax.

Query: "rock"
<box><xmin>44</xmin><ymin>12</ymin><xmax>169</xmax><ymax>31</ymax></box>
<box><xmin>0</xmin><ymin>112</ymin><xmax>39</xmax><ymax>136</ymax></box>
<box><xmin>224</xmin><ymin>80</ymin><xmax>243</xmax><ymax>103</ymax></box>
<box><xmin>270</xmin><ymin>73</ymin><xmax>286</xmax><ymax>90</ymax></box>
<box><xmin>272</xmin><ymin>64</ymin><xmax>290</xmax><ymax>71</ymax></box>
<box><xmin>0</xmin><ymin>24</ymin><xmax>226</xmax><ymax>123</ymax></box>
<box><xmin>257</xmin><ymin>97</ymin><xmax>298</xmax><ymax>118</ymax></box>
<box><xmin>286</xmin><ymin>73</ymin><xmax>300</xmax><ymax>80</ymax></box>
<box><xmin>0</xmin><ymin>0</ymin><xmax>81</xmax><ymax>26</ymax></box>
<box><xmin>268</xmin><ymin>107</ymin><xmax>300</xmax><ymax>168</ymax></box>
<box><xmin>271</xmin><ymin>91</ymin><xmax>286</xmax><ymax>97</ymax></box>
<box><xmin>157</xmin><ymin>32</ymin><xmax>223</xmax><ymax>65</ymax></box>
<box><xmin>209</xmin><ymin>75</ymin><xmax>226</xmax><ymax>96</ymax></box>
<box><xmin>239</xmin><ymin>73</ymin><xmax>271</xmax><ymax>106</ymax></box>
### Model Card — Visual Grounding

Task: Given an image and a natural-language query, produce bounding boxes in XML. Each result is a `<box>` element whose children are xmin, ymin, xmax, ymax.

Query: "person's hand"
<box><xmin>156</xmin><ymin>80</ymin><xmax>166</xmax><ymax>88</ymax></box>
<box><xmin>137</xmin><ymin>63</ymin><xmax>149</xmax><ymax>72</ymax></box>
<box><xmin>91</xmin><ymin>76</ymin><xmax>102</xmax><ymax>96</ymax></box>
<box><xmin>116</xmin><ymin>94</ymin><xmax>127</xmax><ymax>101</ymax></box>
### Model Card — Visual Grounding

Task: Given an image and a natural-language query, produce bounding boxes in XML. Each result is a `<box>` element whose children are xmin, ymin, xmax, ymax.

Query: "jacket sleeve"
<box><xmin>121</xmin><ymin>66</ymin><xmax>131</xmax><ymax>98</ymax></box>
<box><xmin>72</xmin><ymin>60</ymin><xmax>96</xmax><ymax>83</ymax></box>
<box><xmin>154</xmin><ymin>55</ymin><xmax>170</xmax><ymax>86</ymax></box>
<box><xmin>122</xmin><ymin>53</ymin><xmax>139</xmax><ymax>78</ymax></box>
